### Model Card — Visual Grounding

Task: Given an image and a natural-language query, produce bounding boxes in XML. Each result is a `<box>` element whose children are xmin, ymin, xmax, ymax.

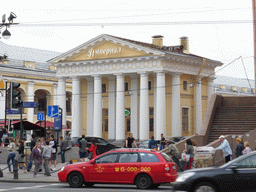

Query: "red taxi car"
<box><xmin>58</xmin><ymin>148</ymin><xmax>178</xmax><ymax>189</ymax></box>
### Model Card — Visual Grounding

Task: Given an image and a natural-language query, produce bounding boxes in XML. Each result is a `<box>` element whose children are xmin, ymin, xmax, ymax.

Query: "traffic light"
<box><xmin>10</xmin><ymin>82</ymin><xmax>23</xmax><ymax>108</ymax></box>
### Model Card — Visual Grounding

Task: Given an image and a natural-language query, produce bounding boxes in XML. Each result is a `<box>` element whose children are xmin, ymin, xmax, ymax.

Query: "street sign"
<box><xmin>54</xmin><ymin>115</ymin><xmax>62</xmax><ymax>131</ymax></box>
<box><xmin>125</xmin><ymin>109</ymin><xmax>130</xmax><ymax>116</ymax></box>
<box><xmin>48</xmin><ymin>105</ymin><xmax>59</xmax><ymax>118</ymax></box>
<box><xmin>6</xmin><ymin>108</ymin><xmax>20</xmax><ymax>114</ymax></box>
<box><xmin>37</xmin><ymin>112</ymin><xmax>44</xmax><ymax>121</ymax></box>
<box><xmin>22</xmin><ymin>102</ymin><xmax>37</xmax><ymax>108</ymax></box>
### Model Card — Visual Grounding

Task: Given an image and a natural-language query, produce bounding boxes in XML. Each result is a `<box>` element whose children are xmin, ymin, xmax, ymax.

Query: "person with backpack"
<box><xmin>148</xmin><ymin>136</ymin><xmax>158</xmax><ymax>150</ymax></box>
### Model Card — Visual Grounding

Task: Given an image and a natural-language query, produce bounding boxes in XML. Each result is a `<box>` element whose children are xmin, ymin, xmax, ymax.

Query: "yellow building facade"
<box><xmin>48</xmin><ymin>34</ymin><xmax>222</xmax><ymax>141</ymax></box>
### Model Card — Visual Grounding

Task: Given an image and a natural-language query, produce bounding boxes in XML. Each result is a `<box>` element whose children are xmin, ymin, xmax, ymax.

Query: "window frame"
<box><xmin>183</xmin><ymin>81</ymin><xmax>188</xmax><ymax>91</ymax></box>
<box><xmin>182</xmin><ymin>106</ymin><xmax>190</xmax><ymax>132</ymax></box>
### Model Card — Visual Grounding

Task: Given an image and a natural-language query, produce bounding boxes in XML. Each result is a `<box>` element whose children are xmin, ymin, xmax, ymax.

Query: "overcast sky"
<box><xmin>0</xmin><ymin>0</ymin><xmax>254</xmax><ymax>79</ymax></box>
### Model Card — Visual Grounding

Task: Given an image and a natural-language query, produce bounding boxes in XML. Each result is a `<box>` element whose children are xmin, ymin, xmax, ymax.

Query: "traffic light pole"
<box><xmin>44</xmin><ymin>95</ymin><xmax>47</xmax><ymax>140</ymax></box>
<box><xmin>4</xmin><ymin>82</ymin><xmax>7</xmax><ymax>132</ymax></box>
<box><xmin>19</xmin><ymin>105</ymin><xmax>23</xmax><ymax>139</ymax></box>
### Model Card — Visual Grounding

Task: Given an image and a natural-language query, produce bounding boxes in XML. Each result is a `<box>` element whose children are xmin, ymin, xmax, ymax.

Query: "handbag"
<box><xmin>87</xmin><ymin>152</ymin><xmax>93</xmax><ymax>160</ymax></box>
<box><xmin>181</xmin><ymin>152</ymin><xmax>190</xmax><ymax>162</ymax></box>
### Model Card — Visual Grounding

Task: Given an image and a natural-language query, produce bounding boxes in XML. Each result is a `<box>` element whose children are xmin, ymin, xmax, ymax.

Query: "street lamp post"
<box><xmin>0</xmin><ymin>12</ymin><xmax>18</xmax><ymax>39</ymax></box>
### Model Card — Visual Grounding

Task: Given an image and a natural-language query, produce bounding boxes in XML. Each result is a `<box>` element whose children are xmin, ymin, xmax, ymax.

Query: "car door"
<box><xmin>88</xmin><ymin>152</ymin><xmax>118</xmax><ymax>182</ymax></box>
<box><xmin>231</xmin><ymin>154</ymin><xmax>256</xmax><ymax>191</ymax></box>
<box><xmin>114</xmin><ymin>152</ymin><xmax>139</xmax><ymax>183</ymax></box>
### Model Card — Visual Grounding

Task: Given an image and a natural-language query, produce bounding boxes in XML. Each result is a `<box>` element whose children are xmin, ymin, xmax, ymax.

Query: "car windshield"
<box><xmin>97</xmin><ymin>138</ymin><xmax>108</xmax><ymax>145</ymax></box>
<box><xmin>143</xmin><ymin>141</ymin><xmax>149</xmax><ymax>145</ymax></box>
<box><xmin>160</xmin><ymin>152</ymin><xmax>174</xmax><ymax>162</ymax></box>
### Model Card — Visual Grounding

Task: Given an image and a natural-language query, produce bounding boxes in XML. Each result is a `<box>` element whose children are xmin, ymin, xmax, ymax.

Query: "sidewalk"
<box><xmin>0</xmin><ymin>162</ymin><xmax>68</xmax><ymax>183</ymax></box>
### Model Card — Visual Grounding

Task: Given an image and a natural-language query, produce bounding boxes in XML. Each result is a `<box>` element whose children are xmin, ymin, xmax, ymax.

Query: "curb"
<box><xmin>0</xmin><ymin>179</ymin><xmax>60</xmax><ymax>183</ymax></box>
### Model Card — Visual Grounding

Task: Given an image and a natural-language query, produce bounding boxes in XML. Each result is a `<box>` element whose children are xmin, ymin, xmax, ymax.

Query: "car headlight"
<box><xmin>60</xmin><ymin>167</ymin><xmax>65</xmax><ymax>171</ymax></box>
<box><xmin>176</xmin><ymin>172</ymin><xmax>195</xmax><ymax>182</ymax></box>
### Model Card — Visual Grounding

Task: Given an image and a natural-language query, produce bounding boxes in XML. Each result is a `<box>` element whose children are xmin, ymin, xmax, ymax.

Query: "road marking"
<box><xmin>0</xmin><ymin>183</ymin><xmax>62</xmax><ymax>191</ymax></box>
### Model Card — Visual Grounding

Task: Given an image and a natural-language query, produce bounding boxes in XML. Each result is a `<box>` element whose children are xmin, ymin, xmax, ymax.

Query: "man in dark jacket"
<box><xmin>60</xmin><ymin>136</ymin><xmax>68</xmax><ymax>163</ymax></box>
<box><xmin>79</xmin><ymin>135</ymin><xmax>88</xmax><ymax>162</ymax></box>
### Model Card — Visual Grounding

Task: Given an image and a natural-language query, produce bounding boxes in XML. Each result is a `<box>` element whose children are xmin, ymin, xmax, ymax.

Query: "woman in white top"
<box><xmin>7</xmin><ymin>137</ymin><xmax>16</xmax><ymax>173</ymax></box>
<box><xmin>242</xmin><ymin>141</ymin><xmax>252</xmax><ymax>155</ymax></box>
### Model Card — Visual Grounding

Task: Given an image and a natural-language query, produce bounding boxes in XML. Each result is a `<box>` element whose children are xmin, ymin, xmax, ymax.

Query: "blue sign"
<box><xmin>6</xmin><ymin>108</ymin><xmax>20</xmax><ymax>114</ymax></box>
<box><xmin>48</xmin><ymin>105</ymin><xmax>59</xmax><ymax>118</ymax></box>
<box><xmin>22</xmin><ymin>102</ymin><xmax>37</xmax><ymax>108</ymax></box>
<box><xmin>54</xmin><ymin>115</ymin><xmax>62</xmax><ymax>131</ymax></box>
<box><xmin>37</xmin><ymin>113</ymin><xmax>44</xmax><ymax>121</ymax></box>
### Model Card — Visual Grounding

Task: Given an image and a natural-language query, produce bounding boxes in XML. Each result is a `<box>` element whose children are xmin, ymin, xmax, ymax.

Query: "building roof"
<box><xmin>0</xmin><ymin>41</ymin><xmax>61</xmax><ymax>62</ymax></box>
<box><xmin>214</xmin><ymin>76</ymin><xmax>255</xmax><ymax>89</ymax></box>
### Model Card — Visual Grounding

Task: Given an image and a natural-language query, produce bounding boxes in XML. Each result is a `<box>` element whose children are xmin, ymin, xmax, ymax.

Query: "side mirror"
<box><xmin>90</xmin><ymin>159</ymin><xmax>95</xmax><ymax>164</ymax></box>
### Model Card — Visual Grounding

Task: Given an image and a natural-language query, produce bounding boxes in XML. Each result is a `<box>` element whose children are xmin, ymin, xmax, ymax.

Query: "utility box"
<box><xmin>195</xmin><ymin>146</ymin><xmax>216</xmax><ymax>168</ymax></box>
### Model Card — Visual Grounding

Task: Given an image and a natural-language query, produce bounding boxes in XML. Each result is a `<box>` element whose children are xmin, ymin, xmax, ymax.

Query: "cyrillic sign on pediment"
<box><xmin>69</xmin><ymin>42</ymin><xmax>150</xmax><ymax>61</ymax></box>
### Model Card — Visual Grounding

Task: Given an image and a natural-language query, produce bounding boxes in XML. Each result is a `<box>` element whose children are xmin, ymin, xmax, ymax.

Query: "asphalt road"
<box><xmin>0</xmin><ymin>182</ymin><xmax>179</xmax><ymax>192</ymax></box>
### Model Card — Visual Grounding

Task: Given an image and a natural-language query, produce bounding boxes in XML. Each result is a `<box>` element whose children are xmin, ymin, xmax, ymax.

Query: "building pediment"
<box><xmin>48</xmin><ymin>34</ymin><xmax>164</xmax><ymax>63</ymax></box>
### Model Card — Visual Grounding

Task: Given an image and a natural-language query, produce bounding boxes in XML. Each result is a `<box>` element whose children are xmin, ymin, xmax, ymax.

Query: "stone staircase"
<box><xmin>208</xmin><ymin>106</ymin><xmax>256</xmax><ymax>143</ymax></box>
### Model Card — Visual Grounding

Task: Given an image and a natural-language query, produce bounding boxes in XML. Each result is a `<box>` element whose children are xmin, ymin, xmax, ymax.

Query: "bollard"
<box><xmin>0</xmin><ymin>169</ymin><xmax>3</xmax><ymax>177</ymax></box>
<box><xmin>13</xmin><ymin>160</ymin><xmax>18</xmax><ymax>179</ymax></box>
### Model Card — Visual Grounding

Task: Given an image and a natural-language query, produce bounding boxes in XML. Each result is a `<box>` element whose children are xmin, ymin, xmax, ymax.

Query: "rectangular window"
<box><xmin>149</xmin><ymin>108</ymin><xmax>154</xmax><ymax>116</ymax></box>
<box><xmin>102</xmin><ymin>83</ymin><xmax>106</xmax><ymax>93</ymax></box>
<box><xmin>127</xmin><ymin>118</ymin><xmax>130</xmax><ymax>132</ymax></box>
<box><xmin>148</xmin><ymin>81</ymin><xmax>152</xmax><ymax>91</ymax></box>
<box><xmin>125</xmin><ymin>82</ymin><xmax>129</xmax><ymax>92</ymax></box>
<box><xmin>183</xmin><ymin>81</ymin><xmax>188</xmax><ymax>91</ymax></box>
<box><xmin>150</xmin><ymin>118</ymin><xmax>154</xmax><ymax>132</ymax></box>
<box><xmin>182</xmin><ymin>108</ymin><xmax>189</xmax><ymax>132</ymax></box>
<box><xmin>105</xmin><ymin>119</ymin><xmax>108</xmax><ymax>132</ymax></box>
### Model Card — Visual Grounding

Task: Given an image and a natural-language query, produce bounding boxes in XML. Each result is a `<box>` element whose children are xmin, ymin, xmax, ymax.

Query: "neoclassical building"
<box><xmin>49</xmin><ymin>34</ymin><xmax>222</xmax><ymax>141</ymax></box>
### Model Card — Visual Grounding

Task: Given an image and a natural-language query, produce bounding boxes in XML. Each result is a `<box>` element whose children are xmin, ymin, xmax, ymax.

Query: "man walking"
<box><xmin>42</xmin><ymin>140</ymin><xmax>51</xmax><ymax>176</ymax></box>
<box><xmin>161</xmin><ymin>140</ymin><xmax>183</xmax><ymax>172</ymax></box>
<box><xmin>27</xmin><ymin>134</ymin><xmax>36</xmax><ymax>172</ymax></box>
<box><xmin>216</xmin><ymin>135</ymin><xmax>232</xmax><ymax>163</ymax></box>
<box><xmin>60</xmin><ymin>136</ymin><xmax>68</xmax><ymax>163</ymax></box>
<box><xmin>49</xmin><ymin>135</ymin><xmax>57</xmax><ymax>170</ymax></box>
<box><xmin>125</xmin><ymin>133</ymin><xmax>137</xmax><ymax>148</ymax></box>
<box><xmin>160</xmin><ymin>133</ymin><xmax>166</xmax><ymax>150</ymax></box>
<box><xmin>79</xmin><ymin>135</ymin><xmax>88</xmax><ymax>162</ymax></box>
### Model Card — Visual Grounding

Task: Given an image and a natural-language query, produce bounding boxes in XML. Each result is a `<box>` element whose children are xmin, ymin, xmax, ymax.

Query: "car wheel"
<box><xmin>68</xmin><ymin>172</ymin><xmax>84</xmax><ymax>188</ymax></box>
<box><xmin>135</xmin><ymin>174</ymin><xmax>152</xmax><ymax>189</ymax></box>
<box><xmin>84</xmin><ymin>182</ymin><xmax>94</xmax><ymax>187</ymax></box>
<box><xmin>193</xmin><ymin>182</ymin><xmax>217</xmax><ymax>192</ymax></box>
<box><xmin>151</xmin><ymin>184</ymin><xmax>161</xmax><ymax>189</ymax></box>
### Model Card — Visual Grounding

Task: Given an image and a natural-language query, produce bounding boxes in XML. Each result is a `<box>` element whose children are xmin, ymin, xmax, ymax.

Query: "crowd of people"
<box><xmin>6</xmin><ymin>134</ymin><xmax>68</xmax><ymax>177</ymax></box>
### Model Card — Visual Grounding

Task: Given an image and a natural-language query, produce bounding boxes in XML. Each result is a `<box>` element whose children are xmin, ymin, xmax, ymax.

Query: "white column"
<box><xmin>93</xmin><ymin>75</ymin><xmax>102</xmax><ymax>137</ymax></box>
<box><xmin>27</xmin><ymin>81</ymin><xmax>35</xmax><ymax>123</ymax></box>
<box><xmin>108</xmin><ymin>76</ymin><xmax>116</xmax><ymax>140</ymax></box>
<box><xmin>195</xmin><ymin>78</ymin><xmax>202</xmax><ymax>134</ymax></box>
<box><xmin>53</xmin><ymin>83</ymin><xmax>58</xmax><ymax>105</ymax></box>
<box><xmin>153</xmin><ymin>74</ymin><xmax>157</xmax><ymax>138</ymax></box>
<box><xmin>0</xmin><ymin>80</ymin><xmax>6</xmax><ymax>120</ymax></box>
<box><xmin>71</xmin><ymin>77</ymin><xmax>81</xmax><ymax>138</ymax></box>
<box><xmin>130</xmin><ymin>74</ymin><xmax>138</xmax><ymax>139</ymax></box>
<box><xmin>139</xmin><ymin>72</ymin><xmax>149</xmax><ymax>140</ymax></box>
<box><xmin>57</xmin><ymin>77</ymin><xmax>67</xmax><ymax>136</ymax></box>
<box><xmin>86</xmin><ymin>77</ymin><xmax>94</xmax><ymax>136</ymax></box>
<box><xmin>171</xmin><ymin>73</ymin><xmax>181</xmax><ymax>137</ymax></box>
<box><xmin>115</xmin><ymin>74</ymin><xmax>125</xmax><ymax>140</ymax></box>
<box><xmin>208</xmin><ymin>77</ymin><xmax>214</xmax><ymax>103</ymax></box>
<box><xmin>156</xmin><ymin>72</ymin><xmax>166</xmax><ymax>140</ymax></box>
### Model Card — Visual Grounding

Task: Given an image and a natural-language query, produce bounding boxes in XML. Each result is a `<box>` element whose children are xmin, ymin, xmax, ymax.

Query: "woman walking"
<box><xmin>42</xmin><ymin>140</ymin><xmax>51</xmax><ymax>176</ymax></box>
<box><xmin>17</xmin><ymin>140</ymin><xmax>27</xmax><ymax>173</ymax></box>
<box><xmin>235</xmin><ymin>138</ymin><xmax>244</xmax><ymax>158</ymax></box>
<box><xmin>242</xmin><ymin>141</ymin><xmax>252</xmax><ymax>155</ymax></box>
<box><xmin>87</xmin><ymin>138</ymin><xmax>97</xmax><ymax>159</ymax></box>
<box><xmin>31</xmin><ymin>142</ymin><xmax>43</xmax><ymax>177</ymax></box>
<box><xmin>7</xmin><ymin>137</ymin><xmax>16</xmax><ymax>173</ymax></box>
<box><xmin>184</xmin><ymin>139</ymin><xmax>194</xmax><ymax>170</ymax></box>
